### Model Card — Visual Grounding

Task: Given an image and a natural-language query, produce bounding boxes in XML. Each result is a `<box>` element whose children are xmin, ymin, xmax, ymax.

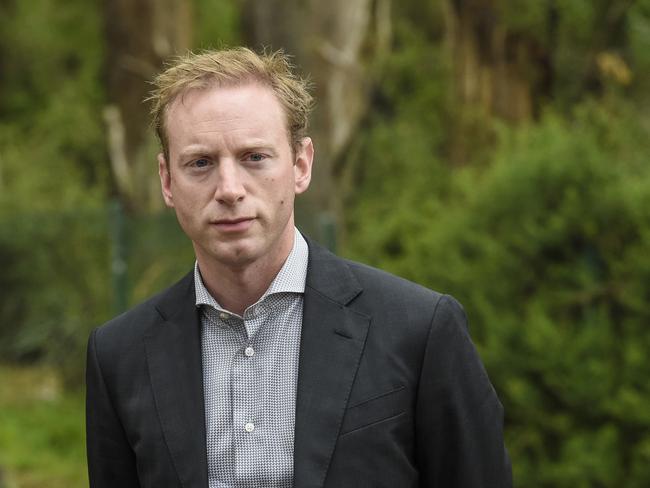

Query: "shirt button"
<box><xmin>219</xmin><ymin>312</ymin><xmax>230</xmax><ymax>320</ymax></box>
<box><xmin>244</xmin><ymin>422</ymin><xmax>255</xmax><ymax>433</ymax></box>
<box><xmin>244</xmin><ymin>346</ymin><xmax>255</xmax><ymax>357</ymax></box>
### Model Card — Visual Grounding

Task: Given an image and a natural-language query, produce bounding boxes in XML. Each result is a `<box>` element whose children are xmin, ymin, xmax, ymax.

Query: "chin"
<box><xmin>212</xmin><ymin>243</ymin><xmax>259</xmax><ymax>267</ymax></box>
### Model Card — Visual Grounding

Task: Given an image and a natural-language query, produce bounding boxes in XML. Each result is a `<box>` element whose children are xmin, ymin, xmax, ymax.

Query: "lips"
<box><xmin>213</xmin><ymin>217</ymin><xmax>253</xmax><ymax>225</ymax></box>
<box><xmin>210</xmin><ymin>217</ymin><xmax>255</xmax><ymax>233</ymax></box>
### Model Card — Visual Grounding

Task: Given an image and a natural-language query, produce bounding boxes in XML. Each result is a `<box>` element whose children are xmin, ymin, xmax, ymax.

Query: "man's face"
<box><xmin>159</xmin><ymin>82</ymin><xmax>313</xmax><ymax>270</ymax></box>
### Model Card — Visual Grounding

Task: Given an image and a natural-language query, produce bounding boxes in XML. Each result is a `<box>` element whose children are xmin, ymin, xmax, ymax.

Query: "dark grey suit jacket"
<box><xmin>86</xmin><ymin>239</ymin><xmax>512</xmax><ymax>487</ymax></box>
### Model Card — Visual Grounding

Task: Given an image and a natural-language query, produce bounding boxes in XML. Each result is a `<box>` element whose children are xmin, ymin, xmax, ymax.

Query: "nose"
<box><xmin>214</xmin><ymin>159</ymin><xmax>246</xmax><ymax>205</ymax></box>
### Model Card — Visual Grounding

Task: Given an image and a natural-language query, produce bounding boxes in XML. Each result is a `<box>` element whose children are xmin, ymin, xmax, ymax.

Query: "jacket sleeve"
<box><xmin>86</xmin><ymin>328</ymin><xmax>141</xmax><ymax>488</ymax></box>
<box><xmin>415</xmin><ymin>295</ymin><xmax>512</xmax><ymax>487</ymax></box>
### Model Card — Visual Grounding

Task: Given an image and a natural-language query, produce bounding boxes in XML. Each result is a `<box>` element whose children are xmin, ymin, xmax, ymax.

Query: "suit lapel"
<box><xmin>144</xmin><ymin>274</ymin><xmax>208</xmax><ymax>488</ymax></box>
<box><xmin>294</xmin><ymin>241</ymin><xmax>370</xmax><ymax>488</ymax></box>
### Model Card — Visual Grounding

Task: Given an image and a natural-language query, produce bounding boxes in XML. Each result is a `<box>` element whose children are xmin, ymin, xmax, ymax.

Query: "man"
<box><xmin>86</xmin><ymin>47</ymin><xmax>512</xmax><ymax>488</ymax></box>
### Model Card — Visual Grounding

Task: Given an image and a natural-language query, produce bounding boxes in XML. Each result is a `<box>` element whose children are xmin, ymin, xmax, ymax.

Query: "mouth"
<box><xmin>210</xmin><ymin>217</ymin><xmax>255</xmax><ymax>232</ymax></box>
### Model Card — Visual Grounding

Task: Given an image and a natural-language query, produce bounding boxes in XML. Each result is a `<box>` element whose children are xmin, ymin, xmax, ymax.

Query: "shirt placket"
<box><xmin>232</xmin><ymin>305</ymin><xmax>266</xmax><ymax>487</ymax></box>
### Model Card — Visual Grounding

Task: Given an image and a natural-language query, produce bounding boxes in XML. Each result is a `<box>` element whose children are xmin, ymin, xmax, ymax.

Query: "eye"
<box><xmin>194</xmin><ymin>158</ymin><xmax>210</xmax><ymax>167</ymax></box>
<box><xmin>245</xmin><ymin>153</ymin><xmax>266</xmax><ymax>162</ymax></box>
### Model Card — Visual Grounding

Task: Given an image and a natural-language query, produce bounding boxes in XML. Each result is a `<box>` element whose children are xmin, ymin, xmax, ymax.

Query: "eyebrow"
<box><xmin>237</xmin><ymin>138</ymin><xmax>276</xmax><ymax>150</ymax></box>
<box><xmin>177</xmin><ymin>141</ymin><xmax>277</xmax><ymax>161</ymax></box>
<box><xmin>177</xmin><ymin>145</ymin><xmax>212</xmax><ymax>160</ymax></box>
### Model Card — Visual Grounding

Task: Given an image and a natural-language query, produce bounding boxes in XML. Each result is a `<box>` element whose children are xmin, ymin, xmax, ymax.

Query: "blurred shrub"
<box><xmin>0</xmin><ymin>205</ymin><xmax>194</xmax><ymax>387</ymax></box>
<box><xmin>0</xmin><ymin>365</ymin><xmax>87</xmax><ymax>487</ymax></box>
<box><xmin>0</xmin><ymin>0</ymin><xmax>109</xmax><ymax>386</ymax></box>
<box><xmin>125</xmin><ymin>210</ymin><xmax>196</xmax><ymax>306</ymax></box>
<box><xmin>0</xmin><ymin>209</ymin><xmax>110</xmax><ymax>385</ymax></box>
<box><xmin>345</xmin><ymin>101</ymin><xmax>650</xmax><ymax>486</ymax></box>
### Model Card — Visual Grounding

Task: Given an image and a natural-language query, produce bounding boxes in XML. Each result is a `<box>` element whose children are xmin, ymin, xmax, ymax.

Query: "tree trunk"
<box><xmin>102</xmin><ymin>0</ymin><xmax>192</xmax><ymax>212</ymax></box>
<box><xmin>442</xmin><ymin>0</ymin><xmax>552</xmax><ymax>164</ymax></box>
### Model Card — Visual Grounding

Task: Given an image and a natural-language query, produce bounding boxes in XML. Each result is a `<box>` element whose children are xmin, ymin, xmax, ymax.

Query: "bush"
<box><xmin>0</xmin><ymin>206</ymin><xmax>195</xmax><ymax>388</ymax></box>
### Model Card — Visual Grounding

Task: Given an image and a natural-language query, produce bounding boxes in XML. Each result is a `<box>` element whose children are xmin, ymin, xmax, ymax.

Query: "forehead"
<box><xmin>164</xmin><ymin>81</ymin><xmax>289</xmax><ymax>143</ymax></box>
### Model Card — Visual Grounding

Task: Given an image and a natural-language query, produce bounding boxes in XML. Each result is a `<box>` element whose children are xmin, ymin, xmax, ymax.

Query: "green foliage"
<box><xmin>195</xmin><ymin>0</ymin><xmax>241</xmax><ymax>49</ymax></box>
<box><xmin>0</xmin><ymin>0</ymin><xmax>108</xmax><ymax>211</ymax></box>
<box><xmin>500</xmin><ymin>0</ymin><xmax>550</xmax><ymax>42</ymax></box>
<box><xmin>0</xmin><ymin>0</ymin><xmax>104</xmax><ymax>126</ymax></box>
<box><xmin>345</xmin><ymin>101</ymin><xmax>650</xmax><ymax>486</ymax></box>
<box><xmin>496</xmin><ymin>1</ymin><xmax>650</xmax><ymax>104</ymax></box>
<box><xmin>343</xmin><ymin>19</ymin><xmax>455</xmax><ymax>256</ymax></box>
<box><xmin>0</xmin><ymin>209</ymin><xmax>111</xmax><ymax>388</ymax></box>
<box><xmin>629</xmin><ymin>1</ymin><xmax>650</xmax><ymax>90</ymax></box>
<box><xmin>0</xmin><ymin>365</ymin><xmax>86</xmax><ymax>488</ymax></box>
<box><xmin>0</xmin><ymin>0</ymin><xmax>110</xmax><ymax>388</ymax></box>
<box><xmin>0</xmin><ymin>206</ymin><xmax>195</xmax><ymax>388</ymax></box>
<box><xmin>125</xmin><ymin>210</ymin><xmax>196</xmax><ymax>305</ymax></box>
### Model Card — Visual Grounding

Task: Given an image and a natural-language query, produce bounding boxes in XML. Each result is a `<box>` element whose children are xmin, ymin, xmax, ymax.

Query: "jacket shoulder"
<box><xmin>305</xmin><ymin>236</ymin><xmax>452</xmax><ymax>320</ymax></box>
<box><xmin>344</xmin><ymin>258</ymin><xmax>444</xmax><ymax>304</ymax></box>
<box><xmin>338</xmin><ymin>258</ymin><xmax>466</xmax><ymax>340</ymax></box>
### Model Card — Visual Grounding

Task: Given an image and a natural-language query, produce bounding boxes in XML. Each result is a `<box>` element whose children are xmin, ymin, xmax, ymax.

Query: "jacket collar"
<box><xmin>145</xmin><ymin>273</ymin><xmax>209</xmax><ymax>488</ymax></box>
<box><xmin>304</xmin><ymin>237</ymin><xmax>363</xmax><ymax>305</ymax></box>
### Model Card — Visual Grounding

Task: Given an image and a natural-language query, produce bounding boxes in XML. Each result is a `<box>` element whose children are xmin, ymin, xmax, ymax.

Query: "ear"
<box><xmin>294</xmin><ymin>137</ymin><xmax>314</xmax><ymax>195</ymax></box>
<box><xmin>158</xmin><ymin>153</ymin><xmax>174</xmax><ymax>208</ymax></box>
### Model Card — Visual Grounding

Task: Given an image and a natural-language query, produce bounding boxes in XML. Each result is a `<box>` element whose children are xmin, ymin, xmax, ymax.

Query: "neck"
<box><xmin>196</xmin><ymin>229</ymin><xmax>295</xmax><ymax>316</ymax></box>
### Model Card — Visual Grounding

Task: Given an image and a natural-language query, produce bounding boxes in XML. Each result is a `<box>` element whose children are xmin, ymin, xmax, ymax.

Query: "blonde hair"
<box><xmin>148</xmin><ymin>47</ymin><xmax>314</xmax><ymax>160</ymax></box>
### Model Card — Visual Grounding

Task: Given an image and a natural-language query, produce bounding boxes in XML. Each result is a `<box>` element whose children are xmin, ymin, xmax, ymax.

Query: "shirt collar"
<box><xmin>194</xmin><ymin>228</ymin><xmax>309</xmax><ymax>310</ymax></box>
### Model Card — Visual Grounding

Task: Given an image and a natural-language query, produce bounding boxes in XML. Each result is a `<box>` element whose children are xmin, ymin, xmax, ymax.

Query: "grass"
<box><xmin>0</xmin><ymin>364</ymin><xmax>87</xmax><ymax>488</ymax></box>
